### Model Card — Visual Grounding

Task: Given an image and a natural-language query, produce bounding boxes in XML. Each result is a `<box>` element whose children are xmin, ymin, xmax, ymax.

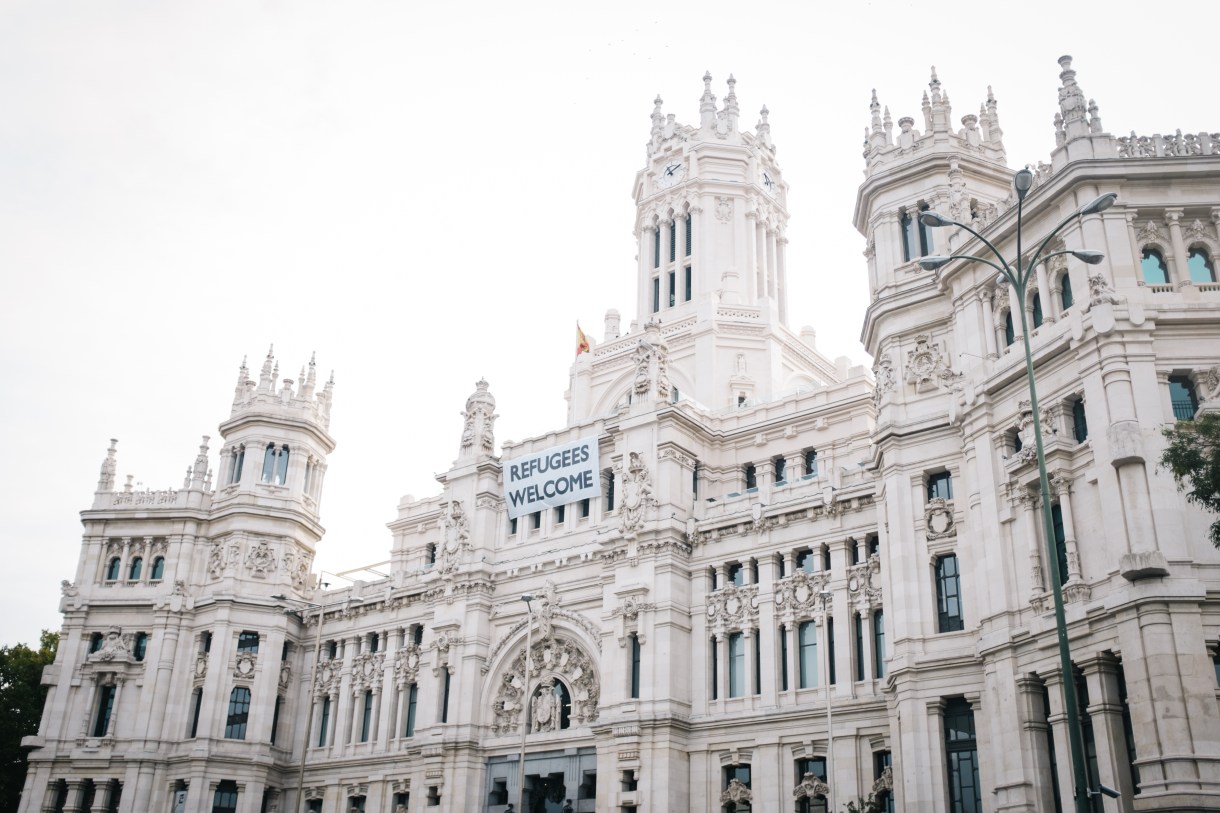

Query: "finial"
<box><xmin>703</xmin><ymin>70</ymin><xmax>712</xmax><ymax>87</ymax></box>
<box><xmin>870</xmin><ymin>88</ymin><xmax>879</xmax><ymax>108</ymax></box>
<box><xmin>929</xmin><ymin>66</ymin><xmax>939</xmax><ymax>87</ymax></box>
<box><xmin>726</xmin><ymin>73</ymin><xmax>736</xmax><ymax>91</ymax></box>
<box><xmin>759</xmin><ymin>105</ymin><xmax>769</xmax><ymax>124</ymax></box>
<box><xmin>986</xmin><ymin>85</ymin><xmax>996</xmax><ymax>103</ymax></box>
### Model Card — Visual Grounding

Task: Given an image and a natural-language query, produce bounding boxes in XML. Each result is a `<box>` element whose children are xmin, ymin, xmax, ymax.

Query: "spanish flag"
<box><xmin>576</xmin><ymin>323</ymin><xmax>590</xmax><ymax>356</ymax></box>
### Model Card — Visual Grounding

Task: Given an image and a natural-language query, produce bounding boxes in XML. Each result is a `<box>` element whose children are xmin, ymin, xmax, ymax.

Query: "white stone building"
<box><xmin>20</xmin><ymin>58</ymin><xmax>1220</xmax><ymax>813</ymax></box>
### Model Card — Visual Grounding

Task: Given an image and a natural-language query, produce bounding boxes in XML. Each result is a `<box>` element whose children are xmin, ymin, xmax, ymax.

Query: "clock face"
<box><xmin>760</xmin><ymin>169</ymin><xmax>778</xmax><ymax>197</ymax></box>
<box><xmin>657</xmin><ymin>161</ymin><xmax>685</xmax><ymax>190</ymax></box>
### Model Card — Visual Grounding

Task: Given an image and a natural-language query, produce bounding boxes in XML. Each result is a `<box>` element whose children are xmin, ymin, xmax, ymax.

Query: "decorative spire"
<box><xmin>233</xmin><ymin>355</ymin><xmax>250</xmax><ymax>405</ymax></box>
<box><xmin>458</xmin><ymin>379</ymin><xmax>498</xmax><ymax>459</ymax></box>
<box><xmin>257</xmin><ymin>345</ymin><xmax>275</xmax><ymax>391</ymax></box>
<box><xmin>190</xmin><ymin>436</ymin><xmax>210</xmax><ymax>488</ymax></box>
<box><xmin>756</xmin><ymin>104</ymin><xmax>771</xmax><ymax>148</ymax></box>
<box><xmin>883</xmin><ymin>105</ymin><xmax>893</xmax><ymax>143</ymax></box>
<box><xmin>300</xmin><ymin>351</ymin><xmax>317</xmax><ymax>399</ymax></box>
<box><xmin>1056</xmin><ymin>54</ymin><xmax>1090</xmax><ymax>142</ymax></box>
<box><xmin>699</xmin><ymin>70</ymin><xmax>717</xmax><ymax>129</ymax></box>
<box><xmin>723</xmin><ymin>74</ymin><xmax>739</xmax><ymax>131</ymax></box>
<box><xmin>97</xmin><ymin>439</ymin><xmax>118</xmax><ymax>492</ymax></box>
<box><xmin>870</xmin><ymin>89</ymin><xmax>883</xmax><ymax>133</ymax></box>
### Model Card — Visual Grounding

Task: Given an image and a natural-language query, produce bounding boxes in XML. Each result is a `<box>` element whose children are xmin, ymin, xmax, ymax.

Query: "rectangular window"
<box><xmin>580</xmin><ymin>498</ymin><xmax>590</xmax><ymax>518</ymax></box>
<box><xmin>692</xmin><ymin>462</ymin><xmax>699</xmax><ymax>498</ymax></box>
<box><xmin>723</xmin><ymin>765</ymin><xmax>751</xmax><ymax>796</ymax></box>
<box><xmin>225</xmin><ymin>687</ymin><xmax>251</xmax><ymax>739</ymax></box>
<box><xmin>653</xmin><ymin>227</ymin><xmax>660</xmax><ymax>268</ymax></box>
<box><xmin>685</xmin><ymin>214</ymin><xmax>692</xmax><ymax>256</ymax></box>
<box><xmin>555</xmin><ymin>504</ymin><xmax>565</xmax><ymax>524</ymax></box>
<box><xmin>753</xmin><ymin>631</ymin><xmax>761</xmax><ymax>696</ymax></box>
<box><xmin>509</xmin><ymin>516</ymin><xmax>517</xmax><ymax>535</ymax></box>
<box><xmin>440</xmin><ymin>670</ymin><xmax>451</xmax><ymax>723</ymax></box>
<box><xmin>668</xmin><ymin>271</ymin><xmax>676</xmax><ymax>307</ymax></box>
<box><xmin>1051</xmin><ymin>504</ymin><xmax>1069</xmax><ymax>585</ymax></box>
<box><xmin>360</xmin><ymin>690</ymin><xmax>373</xmax><ymax>742</ymax></box>
<box><xmin>798</xmin><ymin>621</ymin><xmax>818</xmax><ymax>688</ymax></box>
<box><xmin>684</xmin><ymin>266</ymin><xmax>692</xmax><ymax>301</ymax></box>
<box><xmin>744</xmin><ymin>464</ymin><xmax>757</xmax><ymax>491</ymax></box>
<box><xmin>669</xmin><ymin>220</ymin><xmax>676</xmax><ymax>262</ymax></box>
<box><xmin>944</xmin><ymin>697</ymin><xmax>982</xmax><ymax>813</ymax></box>
<box><xmin>901</xmin><ymin>211</ymin><xmax>917</xmax><ymax>262</ymax></box>
<box><xmin>405</xmin><ymin>683</ymin><xmax>418</xmax><ymax>737</ymax></box>
<box><xmin>804</xmin><ymin>448</ymin><xmax>818</xmax><ymax>478</ymax></box>
<box><xmin>827</xmin><ymin>617</ymin><xmax>837</xmax><ymax>685</ymax></box>
<box><xmin>728</xmin><ymin>632</ymin><xmax>745</xmax><ymax>697</ymax></box>
<box><xmin>189</xmin><ymin>687</ymin><xmax>203</xmax><ymax>738</ymax></box>
<box><xmin>318</xmin><ymin>696</ymin><xmax>330</xmax><ymax>747</ymax></box>
<box><xmin>710</xmin><ymin>637</ymin><xmax>718</xmax><ymax>700</ymax></box>
<box><xmin>652</xmin><ymin>277</ymin><xmax>660</xmax><ymax>313</ymax></box>
<box><xmin>93</xmin><ymin>685</ymin><xmax>116</xmax><ymax>737</ymax></box>
<box><xmin>728</xmin><ymin>562</ymin><xmax>744</xmax><ymax>587</ymax></box>
<box><xmin>202</xmin><ymin>631</ymin><xmax>213</xmax><ymax>653</ymax></box>
<box><xmin>531</xmin><ymin>511</ymin><xmax>541</xmax><ymax>530</ymax></box>
<box><xmin>774</xmin><ymin>456</ymin><xmax>786</xmax><ymax>484</ymax></box>
<box><xmin>211</xmin><ymin>781</ymin><xmax>239</xmax><ymax>813</ymax></box>
<box><xmin>797</xmin><ymin>549</ymin><xmax>814</xmax><ymax>573</ymax></box>
<box><xmin>873</xmin><ymin>610</ymin><xmax>886</xmax><ymax>679</ymax></box>
<box><xmin>1072</xmin><ymin>399</ymin><xmax>1088</xmax><ymax>442</ymax></box>
<box><xmin>270</xmin><ymin>696</ymin><xmax>282</xmax><ymax>745</ymax></box>
<box><xmin>779</xmin><ymin>626</ymin><xmax>789</xmax><ymax>691</ymax></box>
<box><xmin>928</xmin><ymin>471</ymin><xmax>953</xmax><ymax>501</ymax></box>
<box><xmin>822</xmin><ymin>546</ymin><xmax>832</xmax><ymax>572</ymax></box>
<box><xmin>937</xmin><ymin>554</ymin><xmax>965</xmax><ymax>632</ymax></box>
<box><xmin>855</xmin><ymin>614</ymin><xmax>866</xmax><ymax>681</ymax></box>
<box><xmin>630</xmin><ymin>634</ymin><xmax>641</xmax><ymax>699</ymax></box>
<box><xmin>237</xmin><ymin>631</ymin><xmax>260</xmax><ymax>653</ymax></box>
<box><xmin>605</xmin><ymin>470</ymin><xmax>616</xmax><ymax>511</ymax></box>
<box><xmin>1169</xmin><ymin>375</ymin><xmax>1198</xmax><ymax>420</ymax></box>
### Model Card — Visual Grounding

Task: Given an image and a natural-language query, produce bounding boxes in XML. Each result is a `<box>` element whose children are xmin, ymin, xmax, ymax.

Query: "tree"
<box><xmin>1160</xmin><ymin>412</ymin><xmax>1220</xmax><ymax>547</ymax></box>
<box><xmin>0</xmin><ymin>631</ymin><xmax>58</xmax><ymax>811</ymax></box>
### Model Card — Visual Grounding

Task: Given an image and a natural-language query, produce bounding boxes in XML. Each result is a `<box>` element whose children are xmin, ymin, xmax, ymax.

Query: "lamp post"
<box><xmin>917</xmin><ymin>169</ymin><xmax>1116</xmax><ymax>813</ymax></box>
<box><xmin>818</xmin><ymin>588</ymin><xmax>834</xmax><ymax>812</ymax></box>
<box><xmin>273</xmin><ymin>588</ymin><xmax>366</xmax><ymax>813</ymax></box>
<box><xmin>516</xmin><ymin>594</ymin><xmax>535</xmax><ymax>813</ymax></box>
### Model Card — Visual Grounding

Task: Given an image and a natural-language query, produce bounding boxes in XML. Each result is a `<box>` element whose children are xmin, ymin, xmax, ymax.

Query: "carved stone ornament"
<box><xmin>715</xmin><ymin>196</ymin><xmax>734</xmax><ymax>223</ymax></box>
<box><xmin>1198</xmin><ymin>366</ymin><xmax>1220</xmax><ymax>404</ymax></box>
<box><xmin>207</xmin><ymin>541</ymin><xmax>228</xmax><ymax>580</ymax></box>
<box><xmin>530</xmin><ymin>676</ymin><xmax>562</xmax><ymax>733</ymax></box>
<box><xmin>631</xmin><ymin>320</ymin><xmax>670</xmax><ymax>401</ymax></box>
<box><xmin>245</xmin><ymin>540</ymin><xmax>277</xmax><ymax>578</ymax></box>
<box><xmin>925</xmin><ymin>497</ymin><xmax>956</xmax><ymax>540</ymax></box>
<box><xmin>872</xmin><ymin>353</ymin><xmax>896</xmax><ymax>406</ymax></box>
<box><xmin>194</xmin><ymin>653</ymin><xmax>208</xmax><ymax>679</ymax></box>
<box><xmin>234</xmin><ymin>652</ymin><xmax>257</xmax><ymax>680</ymax></box>
<box><xmin>89</xmin><ymin>627</ymin><xmax>133</xmax><ymax>663</ymax></box>
<box><xmin>904</xmin><ymin>334</ymin><xmax>957</xmax><ymax>392</ymax></box>
<box><xmin>1136</xmin><ymin>220</ymin><xmax>1166</xmax><ymax>245</ymax></box>
<box><xmin>619</xmin><ymin>452</ymin><xmax>657</xmax><ymax>540</ymax></box>
<box><xmin>1011</xmin><ymin>403</ymin><xmax>1054</xmax><ymax>465</ymax></box>
<box><xmin>721</xmin><ymin>778</ymin><xmax>752</xmax><ymax>805</ymax></box>
<box><xmin>773</xmin><ymin>570</ymin><xmax>830</xmax><ymax>620</ymax></box>
<box><xmin>492</xmin><ymin>635</ymin><xmax>600</xmax><ymax>736</ymax></box>
<box><xmin>279</xmin><ymin>662</ymin><xmax>292</xmax><ymax>691</ymax></box>
<box><xmin>706</xmin><ymin>583</ymin><xmax>759</xmax><ymax>634</ymax></box>
<box><xmin>872</xmin><ymin>765</ymin><xmax>893</xmax><ymax>794</ymax></box>
<box><xmin>394</xmin><ymin>643</ymin><xmax>422</xmax><ymax>687</ymax></box>
<box><xmin>314</xmin><ymin>657</ymin><xmax>342</xmax><ymax>697</ymax></box>
<box><xmin>793</xmin><ymin>772</ymin><xmax>830</xmax><ymax>800</ymax></box>
<box><xmin>282</xmin><ymin>549</ymin><xmax>311</xmax><ymax>590</ymax></box>
<box><xmin>439</xmin><ymin>499</ymin><xmax>472</xmax><ymax>576</ymax></box>
<box><xmin>847</xmin><ymin>554</ymin><xmax>883</xmax><ymax>610</ymax></box>
<box><xmin>459</xmin><ymin>379</ymin><xmax>498</xmax><ymax>457</ymax></box>
<box><xmin>1087</xmin><ymin>272</ymin><xmax>1123</xmax><ymax>307</ymax></box>
<box><xmin>350</xmin><ymin>651</ymin><xmax>385</xmax><ymax>694</ymax></box>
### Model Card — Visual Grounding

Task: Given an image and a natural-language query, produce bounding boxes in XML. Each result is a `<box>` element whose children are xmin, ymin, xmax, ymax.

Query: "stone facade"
<box><xmin>20</xmin><ymin>60</ymin><xmax>1220</xmax><ymax>813</ymax></box>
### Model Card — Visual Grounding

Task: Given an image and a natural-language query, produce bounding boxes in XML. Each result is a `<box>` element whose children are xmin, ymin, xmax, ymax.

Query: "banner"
<box><xmin>504</xmin><ymin>437</ymin><xmax>600</xmax><ymax>519</ymax></box>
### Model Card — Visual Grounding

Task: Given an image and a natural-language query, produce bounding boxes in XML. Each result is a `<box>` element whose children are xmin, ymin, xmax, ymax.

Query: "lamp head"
<box><xmin>1079</xmin><ymin>192</ymin><xmax>1117</xmax><ymax>216</ymax></box>
<box><xmin>1014</xmin><ymin>168</ymin><xmax>1035</xmax><ymax>200</ymax></box>
<box><xmin>521</xmin><ymin>593</ymin><xmax>534</xmax><ymax>610</ymax></box>
<box><xmin>1070</xmin><ymin>249</ymin><xmax>1105</xmax><ymax>265</ymax></box>
<box><xmin>919</xmin><ymin>211</ymin><xmax>953</xmax><ymax>228</ymax></box>
<box><xmin>919</xmin><ymin>255</ymin><xmax>953</xmax><ymax>271</ymax></box>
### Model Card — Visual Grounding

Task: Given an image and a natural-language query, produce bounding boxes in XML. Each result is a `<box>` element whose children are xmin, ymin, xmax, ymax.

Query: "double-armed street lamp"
<box><xmin>917</xmin><ymin>168</ymin><xmax>1116</xmax><ymax>813</ymax></box>
<box><xmin>516</xmin><ymin>593</ymin><xmax>536</xmax><ymax>813</ymax></box>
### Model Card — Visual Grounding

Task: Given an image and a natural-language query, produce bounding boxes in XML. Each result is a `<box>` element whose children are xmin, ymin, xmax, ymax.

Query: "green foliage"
<box><xmin>844</xmin><ymin>792</ymin><xmax>886</xmax><ymax>813</ymax></box>
<box><xmin>1160</xmin><ymin>412</ymin><xmax>1220</xmax><ymax>547</ymax></box>
<box><xmin>0</xmin><ymin>631</ymin><xmax>58</xmax><ymax>811</ymax></box>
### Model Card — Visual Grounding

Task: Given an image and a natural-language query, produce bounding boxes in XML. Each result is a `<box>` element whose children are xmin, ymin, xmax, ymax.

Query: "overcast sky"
<box><xmin>0</xmin><ymin>1</ymin><xmax>1212</xmax><ymax>646</ymax></box>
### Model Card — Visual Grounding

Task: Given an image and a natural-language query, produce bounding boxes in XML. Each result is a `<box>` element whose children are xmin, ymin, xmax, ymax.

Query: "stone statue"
<box><xmin>531</xmin><ymin>677</ymin><xmax>561</xmax><ymax>732</ymax></box>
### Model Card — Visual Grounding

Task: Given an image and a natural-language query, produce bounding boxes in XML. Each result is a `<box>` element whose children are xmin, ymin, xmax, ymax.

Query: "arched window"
<box><xmin>134</xmin><ymin>631</ymin><xmax>148</xmax><ymax>661</ymax></box>
<box><xmin>1004</xmin><ymin>310</ymin><xmax>1015</xmax><ymax>347</ymax></box>
<box><xmin>89</xmin><ymin>632</ymin><xmax>104</xmax><ymax>653</ymax></box>
<box><xmin>1140</xmin><ymin>247</ymin><xmax>1169</xmax><ymax>284</ymax></box>
<box><xmin>150</xmin><ymin>556</ymin><xmax>165</xmax><ymax>580</ymax></box>
<box><xmin>105</xmin><ymin>558</ymin><xmax>121</xmax><ymax>581</ymax></box>
<box><xmin>128</xmin><ymin>557</ymin><xmax>143</xmax><ymax>581</ymax></box>
<box><xmin>225</xmin><ymin>687</ymin><xmax>251</xmax><ymax>739</ymax></box>
<box><xmin>1032</xmin><ymin>293</ymin><xmax>1044</xmax><ymax>328</ymax></box>
<box><xmin>1188</xmin><ymin>246</ymin><xmax>1217</xmax><ymax>283</ymax></box>
<box><xmin>1060</xmin><ymin>272</ymin><xmax>1074</xmax><ymax>310</ymax></box>
<box><xmin>261</xmin><ymin>444</ymin><xmax>289</xmax><ymax>485</ymax></box>
<box><xmin>229</xmin><ymin>444</ymin><xmax>245</xmax><ymax>485</ymax></box>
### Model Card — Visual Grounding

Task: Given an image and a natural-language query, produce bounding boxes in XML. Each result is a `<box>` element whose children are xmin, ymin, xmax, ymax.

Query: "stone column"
<box><xmin>105</xmin><ymin>678</ymin><xmax>124</xmax><ymax>738</ymax></box>
<box><xmin>1006</xmin><ymin>284</ymin><xmax>1023</xmax><ymax>343</ymax></box>
<box><xmin>861</xmin><ymin>610</ymin><xmax>876</xmax><ymax>683</ymax></box>
<box><xmin>777</xmin><ymin>234</ymin><xmax>789</xmax><ymax>323</ymax></box>
<box><xmin>40</xmin><ymin>781</ymin><xmax>61</xmax><ymax>813</ymax></box>
<box><xmin>766</xmin><ymin>228</ymin><xmax>778</xmax><ymax>298</ymax></box>
<box><xmin>743</xmin><ymin>211</ymin><xmax>757</xmax><ymax>301</ymax></box>
<box><xmin>62</xmin><ymin>780</ymin><xmax>86</xmax><ymax>813</ymax></box>
<box><xmin>1079</xmin><ymin>654</ymin><xmax>1134</xmax><ymax>809</ymax></box>
<box><xmin>1035</xmin><ymin>263</ymin><xmax>1053</xmax><ymax>325</ymax></box>
<box><xmin>1019</xmin><ymin>491</ymin><xmax>1044</xmax><ymax>600</ymax></box>
<box><xmin>755</xmin><ymin>221</ymin><xmax>766</xmax><ymax>302</ymax></box>
<box><xmin>715</xmin><ymin>634</ymin><xmax>728</xmax><ymax>701</ymax></box>
<box><xmin>1043</xmin><ymin>668</ymin><xmax>1075</xmax><ymax>807</ymax></box>
<box><xmin>1165</xmin><ymin>208</ymin><xmax>1187</xmax><ymax>283</ymax></box>
<box><xmin>924</xmin><ymin>700</ymin><xmax>949</xmax><ymax>811</ymax></box>
<box><xmin>1051</xmin><ymin>474</ymin><xmax>1082</xmax><ymax>582</ymax></box>
<box><xmin>1016</xmin><ymin>674</ymin><xmax>1059</xmax><ymax>812</ymax></box>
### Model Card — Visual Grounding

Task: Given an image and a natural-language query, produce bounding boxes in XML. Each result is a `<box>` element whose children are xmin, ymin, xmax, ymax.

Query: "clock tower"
<box><xmin>568</xmin><ymin>73</ymin><xmax>845</xmax><ymax>422</ymax></box>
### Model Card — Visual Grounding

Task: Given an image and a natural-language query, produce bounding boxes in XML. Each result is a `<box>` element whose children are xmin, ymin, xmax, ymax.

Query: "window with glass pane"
<box><xmin>710</xmin><ymin>636</ymin><xmax>719</xmax><ymax>700</ymax></box>
<box><xmin>827</xmin><ymin>617</ymin><xmax>837</xmax><ymax>684</ymax></box>
<box><xmin>1169</xmin><ymin>375</ymin><xmax>1198</xmax><ymax>420</ymax></box>
<box><xmin>684</xmin><ymin>266</ymin><xmax>692</xmax><ymax>301</ymax></box>
<box><xmin>106</xmin><ymin>557</ymin><xmax>121</xmax><ymax>581</ymax></box>
<box><xmin>653</xmin><ymin>227</ymin><xmax>660</xmax><ymax>268</ymax></box>
<box><xmin>779</xmin><ymin>626</ymin><xmax>789</xmax><ymax>691</ymax></box>
<box><xmin>93</xmin><ymin>685</ymin><xmax>115</xmax><ymax>737</ymax></box>
<box><xmin>728</xmin><ymin>632</ymin><xmax>745</xmax><ymax>697</ymax></box>
<box><xmin>189</xmin><ymin>687</ymin><xmax>203</xmax><ymax>738</ymax></box>
<box><xmin>804</xmin><ymin>448</ymin><xmax>818</xmax><ymax>477</ymax></box>
<box><xmin>1072</xmin><ymin>399</ymin><xmax>1088</xmax><ymax>442</ymax></box>
<box><xmin>1060</xmin><ymin>273</ymin><xmax>1074</xmax><ymax>310</ymax></box>
<box><xmin>669</xmin><ymin>220</ymin><xmax>676</xmax><ymax>262</ymax></box>
<box><xmin>630</xmin><ymin>634</ymin><xmax>641</xmax><ymax>699</ymax></box>
<box><xmin>652</xmin><ymin>277</ymin><xmax>660</xmax><ymax>313</ymax></box>
<box><xmin>1188</xmin><ymin>247</ymin><xmax>1217</xmax><ymax>283</ymax></box>
<box><xmin>685</xmin><ymin>214</ymin><xmax>692</xmax><ymax>256</ymax></box>
<box><xmin>796</xmin><ymin>757</ymin><xmax>828</xmax><ymax>813</ymax></box>
<box><xmin>1032</xmin><ymin>294</ymin><xmax>1043</xmax><ymax>327</ymax></box>
<box><xmin>1141</xmin><ymin>247</ymin><xmax>1169</xmax><ymax>284</ymax></box>
<box><xmin>150</xmin><ymin>556</ymin><xmax>165</xmax><ymax>580</ymax></box>
<box><xmin>943</xmin><ymin>697</ymin><xmax>982</xmax><ymax>813</ymax></box>
<box><xmin>798</xmin><ymin>621</ymin><xmax>818</xmax><ymax>688</ymax></box>
<box><xmin>797</xmin><ymin>549</ymin><xmax>814</xmax><ymax>573</ymax></box>
<box><xmin>1074</xmin><ymin>670</ymin><xmax>1104</xmax><ymax>813</ymax></box>
<box><xmin>854</xmin><ymin>614</ymin><xmax>865</xmax><ymax>681</ymax></box>
<box><xmin>134</xmin><ymin>632</ymin><xmax>148</xmax><ymax>661</ymax></box>
<box><xmin>937</xmin><ymin>554</ymin><xmax>964</xmax><ymax>632</ymax></box>
<box><xmin>128</xmin><ymin>557</ymin><xmax>142</xmax><ymax>580</ymax></box>
<box><xmin>927</xmin><ymin>471</ymin><xmax>953</xmax><ymax>501</ymax></box>
<box><xmin>318</xmin><ymin>696</ymin><xmax>330</xmax><ymax>746</ymax></box>
<box><xmin>668</xmin><ymin>271</ymin><xmax>676</xmax><ymax>306</ymax></box>
<box><xmin>901</xmin><ymin>210</ymin><xmax>917</xmax><ymax>262</ymax></box>
<box><xmin>405</xmin><ymin>683</ymin><xmax>418</xmax><ymax>736</ymax></box>
<box><xmin>211</xmin><ymin>781</ymin><xmax>239</xmax><ymax>813</ymax></box>
<box><xmin>722</xmin><ymin>765</ymin><xmax>751</xmax><ymax>811</ymax></box>
<box><xmin>774</xmin><ymin>456</ymin><xmax>786</xmax><ymax>483</ymax></box>
<box><xmin>359</xmin><ymin>690</ymin><xmax>374</xmax><ymax>742</ymax></box>
<box><xmin>874</xmin><ymin>751</ymin><xmax>895</xmax><ymax>813</ymax></box>
<box><xmin>744</xmin><ymin>464</ymin><xmax>757</xmax><ymax>490</ymax></box>
<box><xmin>237</xmin><ymin>631</ymin><xmax>259</xmax><ymax>653</ymax></box>
<box><xmin>874</xmin><ymin>609</ymin><xmax>886</xmax><ymax>679</ymax></box>
<box><xmin>1051</xmin><ymin>504</ymin><xmax>1069</xmax><ymax>584</ymax></box>
<box><xmin>225</xmin><ymin>687</ymin><xmax>251</xmax><ymax>739</ymax></box>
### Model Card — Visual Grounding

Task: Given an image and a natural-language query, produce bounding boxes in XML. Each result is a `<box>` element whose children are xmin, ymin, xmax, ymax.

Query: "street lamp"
<box><xmin>818</xmin><ymin>588</ymin><xmax>834</xmax><ymax>812</ymax></box>
<box><xmin>917</xmin><ymin>169</ymin><xmax>1115</xmax><ymax>813</ymax></box>
<box><xmin>516</xmin><ymin>594</ymin><xmax>535</xmax><ymax>813</ymax></box>
<box><xmin>273</xmin><ymin>587</ymin><xmax>366</xmax><ymax>813</ymax></box>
